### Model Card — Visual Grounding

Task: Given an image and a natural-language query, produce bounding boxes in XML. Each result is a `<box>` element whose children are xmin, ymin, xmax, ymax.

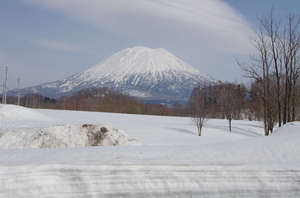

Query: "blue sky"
<box><xmin>0</xmin><ymin>0</ymin><xmax>299</xmax><ymax>89</ymax></box>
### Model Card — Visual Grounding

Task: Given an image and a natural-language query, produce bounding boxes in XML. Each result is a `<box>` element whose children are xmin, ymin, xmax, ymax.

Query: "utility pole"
<box><xmin>2</xmin><ymin>66</ymin><xmax>8</xmax><ymax>104</ymax></box>
<box><xmin>17</xmin><ymin>77</ymin><xmax>21</xmax><ymax>105</ymax></box>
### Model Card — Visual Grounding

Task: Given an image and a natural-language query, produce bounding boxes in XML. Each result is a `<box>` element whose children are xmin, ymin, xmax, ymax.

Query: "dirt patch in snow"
<box><xmin>0</xmin><ymin>124</ymin><xmax>138</xmax><ymax>149</ymax></box>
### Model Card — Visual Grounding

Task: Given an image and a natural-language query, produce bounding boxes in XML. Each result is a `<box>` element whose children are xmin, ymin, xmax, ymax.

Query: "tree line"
<box><xmin>189</xmin><ymin>83</ymin><xmax>248</xmax><ymax>136</ymax></box>
<box><xmin>5</xmin><ymin>87</ymin><xmax>188</xmax><ymax>116</ymax></box>
<box><xmin>190</xmin><ymin>10</ymin><xmax>300</xmax><ymax>136</ymax></box>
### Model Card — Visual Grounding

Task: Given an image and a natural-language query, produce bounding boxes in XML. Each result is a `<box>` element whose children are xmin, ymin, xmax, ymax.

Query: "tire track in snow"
<box><xmin>0</xmin><ymin>165</ymin><xmax>300</xmax><ymax>198</ymax></box>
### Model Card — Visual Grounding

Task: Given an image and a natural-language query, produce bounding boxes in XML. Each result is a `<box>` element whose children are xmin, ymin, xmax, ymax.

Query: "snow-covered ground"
<box><xmin>0</xmin><ymin>104</ymin><xmax>299</xmax><ymax>197</ymax></box>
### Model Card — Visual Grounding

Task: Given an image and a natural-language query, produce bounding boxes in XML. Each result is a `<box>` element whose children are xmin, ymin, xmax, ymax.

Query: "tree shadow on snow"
<box><xmin>235</xmin><ymin>122</ymin><xmax>264</xmax><ymax>129</ymax></box>
<box><xmin>165</xmin><ymin>127</ymin><xmax>196</xmax><ymax>135</ymax></box>
<box><xmin>206</xmin><ymin>124</ymin><xmax>263</xmax><ymax>137</ymax></box>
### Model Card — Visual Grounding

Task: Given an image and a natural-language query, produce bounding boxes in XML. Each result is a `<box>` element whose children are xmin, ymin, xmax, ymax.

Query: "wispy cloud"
<box><xmin>34</xmin><ymin>39</ymin><xmax>80</xmax><ymax>52</ymax></box>
<box><xmin>24</xmin><ymin>0</ymin><xmax>255</xmax><ymax>54</ymax></box>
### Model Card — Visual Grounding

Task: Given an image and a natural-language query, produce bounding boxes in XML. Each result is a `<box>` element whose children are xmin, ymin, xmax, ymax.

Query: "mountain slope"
<box><xmin>12</xmin><ymin>47</ymin><xmax>216</xmax><ymax>103</ymax></box>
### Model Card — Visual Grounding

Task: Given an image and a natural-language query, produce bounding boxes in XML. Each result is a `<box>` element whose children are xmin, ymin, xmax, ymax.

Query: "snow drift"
<box><xmin>0</xmin><ymin>104</ymin><xmax>51</xmax><ymax>122</ymax></box>
<box><xmin>0</xmin><ymin>124</ymin><xmax>136</xmax><ymax>149</ymax></box>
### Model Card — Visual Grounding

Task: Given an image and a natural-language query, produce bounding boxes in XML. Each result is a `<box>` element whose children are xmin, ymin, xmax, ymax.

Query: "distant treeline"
<box><xmin>4</xmin><ymin>83</ymin><xmax>300</xmax><ymax>120</ymax></box>
<box><xmin>5</xmin><ymin>88</ymin><xmax>188</xmax><ymax>116</ymax></box>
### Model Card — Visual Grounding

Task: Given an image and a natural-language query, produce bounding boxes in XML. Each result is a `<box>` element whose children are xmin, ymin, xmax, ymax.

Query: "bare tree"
<box><xmin>238</xmin><ymin>22</ymin><xmax>274</xmax><ymax>136</ymax></box>
<box><xmin>292</xmin><ymin>54</ymin><xmax>300</xmax><ymax>120</ymax></box>
<box><xmin>189</xmin><ymin>84</ymin><xmax>211</xmax><ymax>136</ymax></box>
<box><xmin>238</xmin><ymin>29</ymin><xmax>274</xmax><ymax>136</ymax></box>
<box><xmin>280</xmin><ymin>14</ymin><xmax>300</xmax><ymax>123</ymax></box>
<box><xmin>239</xmin><ymin>10</ymin><xmax>300</xmax><ymax>135</ymax></box>
<box><xmin>260</xmin><ymin>9</ymin><xmax>283</xmax><ymax>127</ymax></box>
<box><xmin>218</xmin><ymin>84</ymin><xmax>244</xmax><ymax>132</ymax></box>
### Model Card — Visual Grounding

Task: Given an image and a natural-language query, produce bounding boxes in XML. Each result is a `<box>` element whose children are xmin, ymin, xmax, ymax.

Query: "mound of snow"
<box><xmin>272</xmin><ymin>121</ymin><xmax>300</xmax><ymax>136</ymax></box>
<box><xmin>0</xmin><ymin>124</ymin><xmax>137</xmax><ymax>149</ymax></box>
<box><xmin>0</xmin><ymin>104</ymin><xmax>51</xmax><ymax>122</ymax></box>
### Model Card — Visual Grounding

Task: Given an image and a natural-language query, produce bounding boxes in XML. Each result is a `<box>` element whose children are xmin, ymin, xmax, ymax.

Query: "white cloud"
<box><xmin>24</xmin><ymin>0</ymin><xmax>255</xmax><ymax>54</ymax></box>
<box><xmin>34</xmin><ymin>39</ymin><xmax>80</xmax><ymax>52</ymax></box>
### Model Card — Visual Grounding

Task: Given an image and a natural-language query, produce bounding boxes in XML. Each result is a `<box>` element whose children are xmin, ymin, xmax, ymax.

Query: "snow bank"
<box><xmin>272</xmin><ymin>121</ymin><xmax>300</xmax><ymax>136</ymax></box>
<box><xmin>0</xmin><ymin>104</ymin><xmax>51</xmax><ymax>121</ymax></box>
<box><xmin>0</xmin><ymin>124</ymin><xmax>137</xmax><ymax>149</ymax></box>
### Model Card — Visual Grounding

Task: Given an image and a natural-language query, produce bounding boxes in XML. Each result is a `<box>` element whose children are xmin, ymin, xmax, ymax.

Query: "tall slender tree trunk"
<box><xmin>263</xmin><ymin>71</ymin><xmax>269</xmax><ymax>136</ymax></box>
<box><xmin>291</xmin><ymin>51</ymin><xmax>298</xmax><ymax>121</ymax></box>
<box><xmin>229</xmin><ymin>116</ymin><xmax>232</xmax><ymax>132</ymax></box>
<box><xmin>266</xmin><ymin>58</ymin><xmax>273</xmax><ymax>134</ymax></box>
<box><xmin>264</xmin><ymin>103</ymin><xmax>268</xmax><ymax>136</ymax></box>
<box><xmin>291</xmin><ymin>79</ymin><xmax>296</xmax><ymax>121</ymax></box>
<box><xmin>283</xmin><ymin>66</ymin><xmax>289</xmax><ymax>125</ymax></box>
<box><xmin>276</xmin><ymin>80</ymin><xmax>281</xmax><ymax>126</ymax></box>
<box><xmin>274</xmin><ymin>69</ymin><xmax>282</xmax><ymax>127</ymax></box>
<box><xmin>287</xmin><ymin>77</ymin><xmax>292</xmax><ymax>122</ymax></box>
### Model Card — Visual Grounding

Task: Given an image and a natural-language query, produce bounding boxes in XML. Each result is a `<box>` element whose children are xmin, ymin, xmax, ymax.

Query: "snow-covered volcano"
<box><xmin>14</xmin><ymin>47</ymin><xmax>216</xmax><ymax>102</ymax></box>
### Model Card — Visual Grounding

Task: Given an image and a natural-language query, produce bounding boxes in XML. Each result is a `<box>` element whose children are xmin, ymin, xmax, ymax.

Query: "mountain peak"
<box><xmin>84</xmin><ymin>46</ymin><xmax>205</xmax><ymax>79</ymax></box>
<box><xmin>12</xmin><ymin>46</ymin><xmax>217</xmax><ymax>103</ymax></box>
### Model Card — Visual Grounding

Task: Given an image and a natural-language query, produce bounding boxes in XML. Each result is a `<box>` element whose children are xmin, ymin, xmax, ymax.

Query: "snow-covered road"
<box><xmin>2</xmin><ymin>165</ymin><xmax>300</xmax><ymax>198</ymax></box>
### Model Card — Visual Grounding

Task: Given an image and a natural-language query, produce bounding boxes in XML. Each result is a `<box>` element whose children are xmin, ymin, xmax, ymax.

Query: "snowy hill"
<box><xmin>12</xmin><ymin>47</ymin><xmax>216</xmax><ymax>103</ymax></box>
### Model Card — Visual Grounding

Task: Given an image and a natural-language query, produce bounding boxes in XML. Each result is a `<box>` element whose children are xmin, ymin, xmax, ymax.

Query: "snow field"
<box><xmin>0</xmin><ymin>105</ymin><xmax>299</xmax><ymax>197</ymax></box>
<box><xmin>0</xmin><ymin>104</ymin><xmax>51</xmax><ymax>122</ymax></box>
